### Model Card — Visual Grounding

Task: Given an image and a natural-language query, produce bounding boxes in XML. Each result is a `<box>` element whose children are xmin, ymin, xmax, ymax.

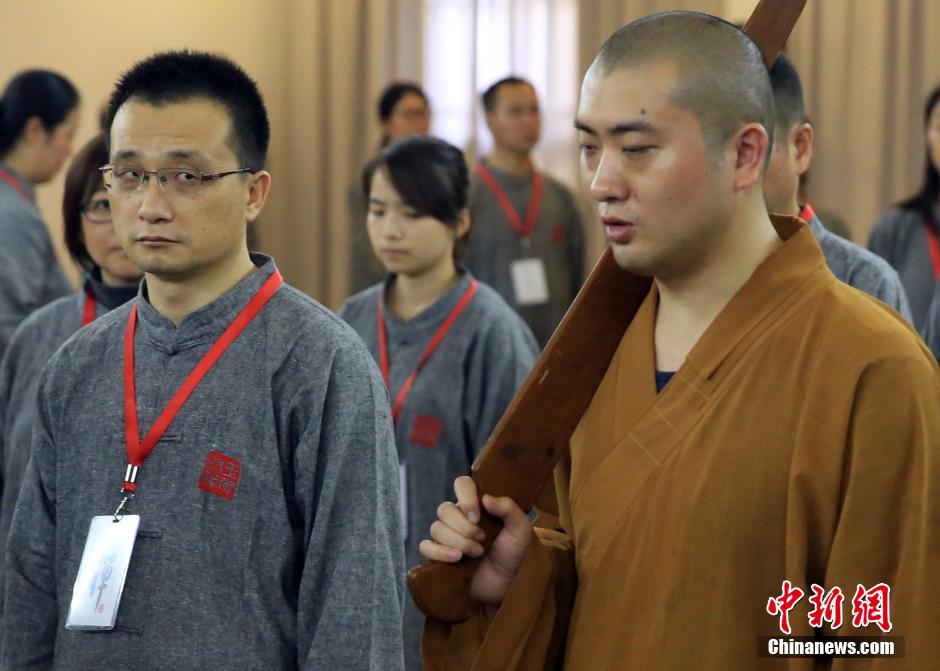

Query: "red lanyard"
<box><xmin>377</xmin><ymin>278</ymin><xmax>478</xmax><ymax>423</ymax></box>
<box><xmin>476</xmin><ymin>163</ymin><xmax>544</xmax><ymax>239</ymax></box>
<box><xmin>926</xmin><ymin>221</ymin><xmax>940</xmax><ymax>281</ymax></box>
<box><xmin>120</xmin><ymin>269</ymin><xmax>283</xmax><ymax>493</ymax></box>
<box><xmin>0</xmin><ymin>168</ymin><xmax>33</xmax><ymax>203</ymax></box>
<box><xmin>81</xmin><ymin>289</ymin><xmax>96</xmax><ymax>326</ymax></box>
<box><xmin>798</xmin><ymin>203</ymin><xmax>815</xmax><ymax>224</ymax></box>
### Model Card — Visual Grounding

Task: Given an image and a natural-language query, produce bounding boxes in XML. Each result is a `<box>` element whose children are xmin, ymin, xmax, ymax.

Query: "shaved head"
<box><xmin>591</xmin><ymin>11</ymin><xmax>774</xmax><ymax>157</ymax></box>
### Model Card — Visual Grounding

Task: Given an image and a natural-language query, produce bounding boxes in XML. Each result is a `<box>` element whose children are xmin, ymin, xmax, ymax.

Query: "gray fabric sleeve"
<box><xmin>874</xmin><ymin>270</ymin><xmax>914</xmax><ymax>323</ymax></box>
<box><xmin>290</xmin><ymin>343</ymin><xmax>405</xmax><ymax>671</ymax></box>
<box><xmin>0</xmin><ymin>209</ymin><xmax>72</xmax><ymax>357</ymax></box>
<box><xmin>923</xmin><ymin>283</ymin><xmax>940</xmax><ymax>359</ymax></box>
<box><xmin>867</xmin><ymin>212</ymin><xmax>897</xmax><ymax>264</ymax></box>
<box><xmin>462</xmin><ymin>314</ymin><xmax>538</xmax><ymax>455</ymax></box>
<box><xmin>2</xmin><ymin>369</ymin><xmax>58</xmax><ymax>668</ymax></box>
<box><xmin>0</xmin><ymin>346</ymin><xmax>13</xmax><ymax>618</ymax></box>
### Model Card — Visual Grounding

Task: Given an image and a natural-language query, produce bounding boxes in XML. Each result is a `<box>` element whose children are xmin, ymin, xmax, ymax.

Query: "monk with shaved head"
<box><xmin>419</xmin><ymin>12</ymin><xmax>940</xmax><ymax>670</ymax></box>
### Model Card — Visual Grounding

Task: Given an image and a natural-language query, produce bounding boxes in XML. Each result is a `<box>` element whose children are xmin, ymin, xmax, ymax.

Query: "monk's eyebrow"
<box><xmin>574</xmin><ymin>119</ymin><xmax>656</xmax><ymax>136</ymax></box>
<box><xmin>368</xmin><ymin>197</ymin><xmax>387</xmax><ymax>206</ymax></box>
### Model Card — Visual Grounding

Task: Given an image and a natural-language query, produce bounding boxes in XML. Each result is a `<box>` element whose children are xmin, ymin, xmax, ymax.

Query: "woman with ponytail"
<box><xmin>0</xmin><ymin>69</ymin><xmax>81</xmax><ymax>356</ymax></box>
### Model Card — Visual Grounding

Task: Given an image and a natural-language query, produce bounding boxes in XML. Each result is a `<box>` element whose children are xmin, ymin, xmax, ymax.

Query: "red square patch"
<box><xmin>552</xmin><ymin>224</ymin><xmax>564</xmax><ymax>245</ymax></box>
<box><xmin>410</xmin><ymin>414</ymin><xmax>443</xmax><ymax>449</ymax></box>
<box><xmin>198</xmin><ymin>450</ymin><xmax>241</xmax><ymax>500</ymax></box>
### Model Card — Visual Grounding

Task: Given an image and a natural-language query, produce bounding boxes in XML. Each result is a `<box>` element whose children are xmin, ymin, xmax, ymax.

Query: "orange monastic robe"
<box><xmin>423</xmin><ymin>216</ymin><xmax>940</xmax><ymax>670</ymax></box>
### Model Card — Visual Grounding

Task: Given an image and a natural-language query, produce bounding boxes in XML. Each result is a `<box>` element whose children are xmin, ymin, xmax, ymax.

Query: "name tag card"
<box><xmin>510</xmin><ymin>258</ymin><xmax>550</xmax><ymax>306</ymax></box>
<box><xmin>65</xmin><ymin>514</ymin><xmax>140</xmax><ymax>631</ymax></box>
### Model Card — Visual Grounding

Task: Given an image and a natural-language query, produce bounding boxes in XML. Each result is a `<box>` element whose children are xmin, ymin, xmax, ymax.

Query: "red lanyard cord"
<box><xmin>0</xmin><ymin>169</ymin><xmax>33</xmax><ymax>203</ymax></box>
<box><xmin>475</xmin><ymin>163</ymin><xmax>544</xmax><ymax>239</ymax></box>
<box><xmin>926</xmin><ymin>221</ymin><xmax>940</xmax><ymax>281</ymax></box>
<box><xmin>377</xmin><ymin>278</ymin><xmax>478</xmax><ymax>423</ymax></box>
<box><xmin>798</xmin><ymin>203</ymin><xmax>816</xmax><ymax>224</ymax></box>
<box><xmin>121</xmin><ymin>269</ymin><xmax>283</xmax><ymax>492</ymax></box>
<box><xmin>82</xmin><ymin>289</ymin><xmax>96</xmax><ymax>326</ymax></box>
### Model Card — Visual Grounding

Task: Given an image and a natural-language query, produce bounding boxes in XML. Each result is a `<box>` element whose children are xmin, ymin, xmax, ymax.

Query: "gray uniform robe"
<box><xmin>0</xmin><ymin>272</ymin><xmax>137</xmax><ymax>616</ymax></box>
<box><xmin>2</xmin><ymin>254</ymin><xmax>404</xmax><ymax>670</ymax></box>
<box><xmin>868</xmin><ymin>205</ymin><xmax>938</xmax><ymax>330</ymax></box>
<box><xmin>339</xmin><ymin>271</ymin><xmax>538</xmax><ymax>670</ymax></box>
<box><xmin>806</xmin><ymin>211</ymin><xmax>912</xmax><ymax>321</ymax></box>
<box><xmin>467</xmin><ymin>162</ymin><xmax>585</xmax><ymax>347</ymax></box>
<box><xmin>0</xmin><ymin>162</ymin><xmax>73</xmax><ymax>357</ymax></box>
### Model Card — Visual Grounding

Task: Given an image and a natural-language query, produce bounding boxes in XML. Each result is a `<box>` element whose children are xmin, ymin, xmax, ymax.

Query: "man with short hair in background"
<box><xmin>468</xmin><ymin>76</ymin><xmax>586</xmax><ymax>346</ymax></box>
<box><xmin>763</xmin><ymin>53</ymin><xmax>912</xmax><ymax>320</ymax></box>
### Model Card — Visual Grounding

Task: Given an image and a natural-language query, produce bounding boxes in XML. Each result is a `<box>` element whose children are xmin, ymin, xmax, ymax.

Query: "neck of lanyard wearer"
<box><xmin>475</xmin><ymin>163</ymin><xmax>544</xmax><ymax>240</ymax></box>
<box><xmin>377</xmin><ymin>277</ymin><xmax>478</xmax><ymax>424</ymax></box>
<box><xmin>116</xmin><ymin>269</ymin><xmax>283</xmax><ymax>516</ymax></box>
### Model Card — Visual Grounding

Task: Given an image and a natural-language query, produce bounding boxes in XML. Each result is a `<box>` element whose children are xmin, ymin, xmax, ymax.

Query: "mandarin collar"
<box><xmin>134</xmin><ymin>253</ymin><xmax>278</xmax><ymax>353</ymax></box>
<box><xmin>380</xmin><ymin>269</ymin><xmax>474</xmax><ymax>339</ymax></box>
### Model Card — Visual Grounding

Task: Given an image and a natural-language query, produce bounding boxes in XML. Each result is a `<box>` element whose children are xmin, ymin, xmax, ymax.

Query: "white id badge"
<box><xmin>510</xmin><ymin>257</ymin><xmax>550</xmax><ymax>306</ymax></box>
<box><xmin>65</xmin><ymin>514</ymin><xmax>140</xmax><ymax>631</ymax></box>
<box><xmin>399</xmin><ymin>463</ymin><xmax>408</xmax><ymax>542</ymax></box>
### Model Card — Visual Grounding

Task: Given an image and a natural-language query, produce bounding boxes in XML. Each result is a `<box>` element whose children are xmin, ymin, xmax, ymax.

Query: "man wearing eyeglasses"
<box><xmin>2</xmin><ymin>51</ymin><xmax>404</xmax><ymax>670</ymax></box>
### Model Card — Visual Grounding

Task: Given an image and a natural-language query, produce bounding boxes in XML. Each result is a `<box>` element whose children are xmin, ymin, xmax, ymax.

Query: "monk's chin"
<box><xmin>609</xmin><ymin>245</ymin><xmax>656</xmax><ymax>278</ymax></box>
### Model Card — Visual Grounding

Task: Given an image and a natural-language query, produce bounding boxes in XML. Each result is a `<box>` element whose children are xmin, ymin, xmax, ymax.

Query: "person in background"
<box><xmin>763</xmin><ymin>54</ymin><xmax>911</xmax><ymax>320</ymax></box>
<box><xmin>869</xmin><ymin>84</ymin><xmax>940</xmax><ymax>332</ymax></box>
<box><xmin>349</xmin><ymin>82</ymin><xmax>432</xmax><ymax>296</ymax></box>
<box><xmin>0</xmin><ymin>70</ymin><xmax>80</xmax><ymax>356</ymax></box>
<box><xmin>340</xmin><ymin>134</ymin><xmax>537</xmax><ymax>670</ymax></box>
<box><xmin>467</xmin><ymin>76</ymin><xmax>586</xmax><ymax>347</ymax></box>
<box><xmin>0</xmin><ymin>134</ymin><xmax>143</xmax><ymax>615</ymax></box>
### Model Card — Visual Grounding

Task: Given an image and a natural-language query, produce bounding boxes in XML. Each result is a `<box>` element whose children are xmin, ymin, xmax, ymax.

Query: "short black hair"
<box><xmin>378</xmin><ymin>82</ymin><xmax>428</xmax><ymax>122</ymax></box>
<box><xmin>481</xmin><ymin>76</ymin><xmax>534</xmax><ymax>113</ymax></box>
<box><xmin>62</xmin><ymin>134</ymin><xmax>109</xmax><ymax>270</ymax></box>
<box><xmin>768</xmin><ymin>53</ymin><xmax>805</xmax><ymax>133</ymax></box>
<box><xmin>0</xmin><ymin>70</ymin><xmax>79</xmax><ymax>157</ymax></box>
<box><xmin>362</xmin><ymin>135</ymin><xmax>468</xmax><ymax>228</ymax></box>
<box><xmin>105</xmin><ymin>50</ymin><xmax>270</xmax><ymax>169</ymax></box>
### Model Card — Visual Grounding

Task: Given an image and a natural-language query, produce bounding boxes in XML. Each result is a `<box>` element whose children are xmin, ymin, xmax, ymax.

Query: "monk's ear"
<box><xmin>731</xmin><ymin>122</ymin><xmax>770</xmax><ymax>191</ymax></box>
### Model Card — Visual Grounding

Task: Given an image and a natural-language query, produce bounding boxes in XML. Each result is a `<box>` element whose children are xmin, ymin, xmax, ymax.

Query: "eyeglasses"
<box><xmin>99</xmin><ymin>164</ymin><xmax>255</xmax><ymax>197</ymax></box>
<box><xmin>81</xmin><ymin>197</ymin><xmax>112</xmax><ymax>223</ymax></box>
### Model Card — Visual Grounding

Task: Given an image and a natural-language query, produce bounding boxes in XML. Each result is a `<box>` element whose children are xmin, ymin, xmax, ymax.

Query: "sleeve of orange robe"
<box><xmin>825</xmin><ymin>345</ymin><xmax>940</xmax><ymax>668</ymax></box>
<box><xmin>422</xmin><ymin>453</ymin><xmax>578</xmax><ymax>671</ymax></box>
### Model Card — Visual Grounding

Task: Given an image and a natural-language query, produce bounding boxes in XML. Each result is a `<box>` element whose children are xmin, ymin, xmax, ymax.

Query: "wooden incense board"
<box><xmin>408</xmin><ymin>0</ymin><xmax>808</xmax><ymax>624</ymax></box>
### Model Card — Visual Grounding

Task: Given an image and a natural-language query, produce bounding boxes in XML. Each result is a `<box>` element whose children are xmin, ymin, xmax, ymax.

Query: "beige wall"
<box><xmin>5</xmin><ymin>1</ymin><xmax>940</xmax><ymax>306</ymax></box>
